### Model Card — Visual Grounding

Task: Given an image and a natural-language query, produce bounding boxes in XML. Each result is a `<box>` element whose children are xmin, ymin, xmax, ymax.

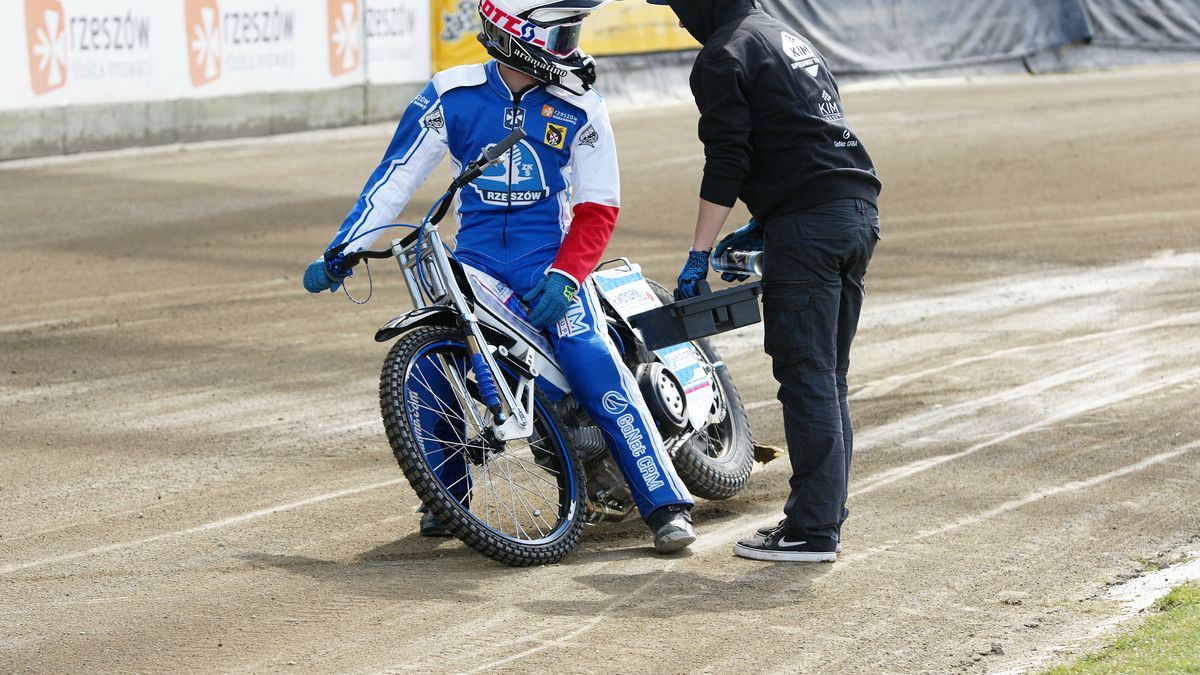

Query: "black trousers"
<box><xmin>762</xmin><ymin>198</ymin><xmax>880</xmax><ymax>541</ymax></box>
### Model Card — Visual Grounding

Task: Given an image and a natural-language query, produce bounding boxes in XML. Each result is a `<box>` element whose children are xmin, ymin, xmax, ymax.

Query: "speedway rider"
<box><xmin>303</xmin><ymin>0</ymin><xmax>697</xmax><ymax>553</ymax></box>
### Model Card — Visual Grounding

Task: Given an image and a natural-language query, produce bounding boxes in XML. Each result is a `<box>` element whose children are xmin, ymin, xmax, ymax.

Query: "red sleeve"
<box><xmin>550</xmin><ymin>202</ymin><xmax>619</xmax><ymax>284</ymax></box>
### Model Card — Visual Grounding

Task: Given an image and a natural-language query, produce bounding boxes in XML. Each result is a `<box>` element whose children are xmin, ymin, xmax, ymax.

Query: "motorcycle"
<box><xmin>331</xmin><ymin>129</ymin><xmax>754</xmax><ymax>566</ymax></box>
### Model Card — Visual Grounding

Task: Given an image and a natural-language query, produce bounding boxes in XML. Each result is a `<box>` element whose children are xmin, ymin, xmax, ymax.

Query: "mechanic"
<box><xmin>654</xmin><ymin>0</ymin><xmax>882</xmax><ymax>561</ymax></box>
<box><xmin>303</xmin><ymin>0</ymin><xmax>696</xmax><ymax>553</ymax></box>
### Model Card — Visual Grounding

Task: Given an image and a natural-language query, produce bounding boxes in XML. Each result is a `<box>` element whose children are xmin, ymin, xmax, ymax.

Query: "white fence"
<box><xmin>2</xmin><ymin>0</ymin><xmax>431</xmax><ymax>112</ymax></box>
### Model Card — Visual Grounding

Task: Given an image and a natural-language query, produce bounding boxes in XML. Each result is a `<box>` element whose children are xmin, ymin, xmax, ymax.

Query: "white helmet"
<box><xmin>477</xmin><ymin>0</ymin><xmax>611</xmax><ymax>94</ymax></box>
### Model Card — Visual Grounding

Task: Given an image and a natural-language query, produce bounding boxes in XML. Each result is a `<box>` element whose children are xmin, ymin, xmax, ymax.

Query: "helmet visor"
<box><xmin>543</xmin><ymin>20</ymin><xmax>583</xmax><ymax>58</ymax></box>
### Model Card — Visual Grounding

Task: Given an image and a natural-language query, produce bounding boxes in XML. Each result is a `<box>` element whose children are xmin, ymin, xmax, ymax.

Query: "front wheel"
<box><xmin>379</xmin><ymin>325</ymin><xmax>585</xmax><ymax>566</ymax></box>
<box><xmin>647</xmin><ymin>280</ymin><xmax>755</xmax><ymax>500</ymax></box>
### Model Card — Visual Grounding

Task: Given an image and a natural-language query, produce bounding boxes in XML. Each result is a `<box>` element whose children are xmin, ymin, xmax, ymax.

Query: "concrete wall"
<box><xmin>0</xmin><ymin>83</ymin><xmax>423</xmax><ymax>162</ymax></box>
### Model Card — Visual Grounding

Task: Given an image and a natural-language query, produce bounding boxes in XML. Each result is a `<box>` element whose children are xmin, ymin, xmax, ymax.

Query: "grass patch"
<box><xmin>1046</xmin><ymin>583</ymin><xmax>1200</xmax><ymax>674</ymax></box>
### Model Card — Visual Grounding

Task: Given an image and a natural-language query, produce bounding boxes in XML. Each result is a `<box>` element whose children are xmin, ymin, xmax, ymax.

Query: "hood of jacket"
<box><xmin>667</xmin><ymin>0</ymin><xmax>756</xmax><ymax>44</ymax></box>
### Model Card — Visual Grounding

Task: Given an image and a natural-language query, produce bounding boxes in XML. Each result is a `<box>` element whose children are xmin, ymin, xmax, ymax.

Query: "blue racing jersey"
<box><xmin>327</xmin><ymin>59</ymin><xmax>621</xmax><ymax>285</ymax></box>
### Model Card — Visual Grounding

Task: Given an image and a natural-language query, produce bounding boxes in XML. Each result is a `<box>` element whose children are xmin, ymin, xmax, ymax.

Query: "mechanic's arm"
<box><xmin>691</xmin><ymin>198</ymin><xmax>733</xmax><ymax>252</ymax></box>
<box><xmin>675</xmin><ymin>55</ymin><xmax>751</xmax><ymax>298</ymax></box>
<box><xmin>692</xmin><ymin>54</ymin><xmax>751</xmax><ymax>249</ymax></box>
<box><xmin>549</xmin><ymin>105</ymin><xmax>621</xmax><ymax>286</ymax></box>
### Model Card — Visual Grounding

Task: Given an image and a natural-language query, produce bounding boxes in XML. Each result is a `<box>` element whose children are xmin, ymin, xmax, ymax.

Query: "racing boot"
<box><xmin>647</xmin><ymin>505</ymin><xmax>695</xmax><ymax>554</ymax></box>
<box><xmin>418</xmin><ymin>508</ymin><xmax>451</xmax><ymax>537</ymax></box>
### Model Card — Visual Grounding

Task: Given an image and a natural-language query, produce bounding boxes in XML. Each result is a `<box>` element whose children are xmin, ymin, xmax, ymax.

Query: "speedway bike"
<box><xmin>332</xmin><ymin>129</ymin><xmax>754</xmax><ymax>566</ymax></box>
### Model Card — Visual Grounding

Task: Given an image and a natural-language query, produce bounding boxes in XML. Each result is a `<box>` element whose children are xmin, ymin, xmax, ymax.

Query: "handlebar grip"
<box><xmin>340</xmin><ymin>248</ymin><xmax>394</xmax><ymax>268</ymax></box>
<box><xmin>482</xmin><ymin>128</ymin><xmax>527</xmax><ymax>163</ymax></box>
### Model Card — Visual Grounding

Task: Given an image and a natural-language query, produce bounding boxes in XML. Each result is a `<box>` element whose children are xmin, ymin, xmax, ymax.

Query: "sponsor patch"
<box><xmin>818</xmin><ymin>89</ymin><xmax>842</xmax><ymax>121</ymax></box>
<box><xmin>544</xmin><ymin>123</ymin><xmax>567</xmax><ymax>149</ymax></box>
<box><xmin>782</xmin><ymin>31</ymin><xmax>822</xmax><ymax>78</ymax></box>
<box><xmin>555</xmin><ymin>300</ymin><xmax>588</xmax><ymax>337</ymax></box>
<box><xmin>602</xmin><ymin>391</ymin><xmax>629</xmax><ymax>415</ymax></box>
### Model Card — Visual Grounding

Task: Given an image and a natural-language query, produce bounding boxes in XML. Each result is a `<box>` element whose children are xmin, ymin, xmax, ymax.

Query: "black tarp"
<box><xmin>755</xmin><ymin>0</ymin><xmax>1200</xmax><ymax>74</ymax></box>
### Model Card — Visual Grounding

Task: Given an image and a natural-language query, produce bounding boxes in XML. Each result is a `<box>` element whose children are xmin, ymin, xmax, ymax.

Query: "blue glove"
<box><xmin>303</xmin><ymin>257</ymin><xmax>347</xmax><ymax>294</ymax></box>
<box><xmin>522</xmin><ymin>271</ymin><xmax>579</xmax><ymax>329</ymax></box>
<box><xmin>713</xmin><ymin>219</ymin><xmax>763</xmax><ymax>282</ymax></box>
<box><xmin>675</xmin><ymin>249</ymin><xmax>711</xmax><ymax>300</ymax></box>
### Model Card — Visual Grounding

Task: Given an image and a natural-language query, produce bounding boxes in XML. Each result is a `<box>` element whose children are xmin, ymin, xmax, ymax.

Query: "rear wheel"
<box><xmin>646</xmin><ymin>280</ymin><xmax>754</xmax><ymax>500</ymax></box>
<box><xmin>379</xmin><ymin>325</ymin><xmax>585</xmax><ymax>566</ymax></box>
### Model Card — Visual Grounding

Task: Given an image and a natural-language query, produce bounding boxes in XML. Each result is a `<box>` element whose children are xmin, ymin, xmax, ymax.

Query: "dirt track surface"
<box><xmin>3</xmin><ymin>65</ymin><xmax>1200</xmax><ymax>673</ymax></box>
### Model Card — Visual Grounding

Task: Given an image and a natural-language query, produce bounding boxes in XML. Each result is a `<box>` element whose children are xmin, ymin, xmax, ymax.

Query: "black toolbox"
<box><xmin>629</xmin><ymin>282</ymin><xmax>763</xmax><ymax>351</ymax></box>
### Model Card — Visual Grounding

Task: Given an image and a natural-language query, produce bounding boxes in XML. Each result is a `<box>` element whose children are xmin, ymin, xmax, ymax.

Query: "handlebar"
<box><xmin>453</xmin><ymin>128</ymin><xmax>527</xmax><ymax>187</ymax></box>
<box><xmin>323</xmin><ymin>129</ymin><xmax>528</xmax><ymax>270</ymax></box>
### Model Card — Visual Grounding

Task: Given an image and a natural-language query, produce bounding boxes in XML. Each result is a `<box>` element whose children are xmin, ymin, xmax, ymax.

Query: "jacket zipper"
<box><xmin>504</xmin><ymin>89</ymin><xmax>526</xmax><ymax>255</ymax></box>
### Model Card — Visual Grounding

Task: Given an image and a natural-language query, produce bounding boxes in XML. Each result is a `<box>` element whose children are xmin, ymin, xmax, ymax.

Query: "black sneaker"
<box><xmin>647</xmin><ymin>505</ymin><xmax>696</xmax><ymax>554</ymax></box>
<box><xmin>733</xmin><ymin>529</ymin><xmax>837</xmax><ymax>562</ymax></box>
<box><xmin>755</xmin><ymin>518</ymin><xmax>787</xmax><ymax>537</ymax></box>
<box><xmin>755</xmin><ymin>518</ymin><xmax>842</xmax><ymax>552</ymax></box>
<box><xmin>419</xmin><ymin>510</ymin><xmax>451</xmax><ymax>537</ymax></box>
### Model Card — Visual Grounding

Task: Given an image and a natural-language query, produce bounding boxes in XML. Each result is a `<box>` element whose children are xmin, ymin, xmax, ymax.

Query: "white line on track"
<box><xmin>849</xmin><ymin>365</ymin><xmax>1200</xmax><ymax>498</ymax></box>
<box><xmin>837</xmin><ymin>440</ymin><xmax>1200</xmax><ymax>568</ymax></box>
<box><xmin>0</xmin><ymin>478</ymin><xmax>405</xmax><ymax>575</ymax></box>
<box><xmin>463</xmin><ymin>439</ymin><xmax>1200</xmax><ymax>673</ymax></box>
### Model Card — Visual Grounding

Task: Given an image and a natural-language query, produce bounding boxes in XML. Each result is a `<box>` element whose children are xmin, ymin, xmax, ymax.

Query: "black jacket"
<box><xmin>671</xmin><ymin>0</ymin><xmax>881</xmax><ymax>221</ymax></box>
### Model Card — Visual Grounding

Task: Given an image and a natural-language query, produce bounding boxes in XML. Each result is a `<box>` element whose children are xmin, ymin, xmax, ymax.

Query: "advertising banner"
<box><xmin>7</xmin><ymin>0</ymin><xmax>166</xmax><ymax>110</ymax></box>
<box><xmin>430</xmin><ymin>0</ymin><xmax>696</xmax><ymax>72</ymax></box>
<box><xmin>364</xmin><ymin>0</ymin><xmax>431</xmax><ymax>84</ymax></box>
<box><xmin>431</xmin><ymin>0</ymin><xmax>484</xmax><ymax>72</ymax></box>
<box><xmin>178</xmin><ymin>0</ymin><xmax>363</xmax><ymax>97</ymax></box>
<box><xmin>2</xmin><ymin>0</ymin><xmax>432</xmax><ymax>112</ymax></box>
<box><xmin>583</xmin><ymin>3</ymin><xmax>696</xmax><ymax>56</ymax></box>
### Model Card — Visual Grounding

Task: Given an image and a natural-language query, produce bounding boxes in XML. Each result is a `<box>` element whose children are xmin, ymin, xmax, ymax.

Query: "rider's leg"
<box><xmin>459</xmin><ymin>252</ymin><xmax>696</xmax><ymax>551</ymax></box>
<box><xmin>409</xmin><ymin>350</ymin><xmax>470</xmax><ymax>535</ymax></box>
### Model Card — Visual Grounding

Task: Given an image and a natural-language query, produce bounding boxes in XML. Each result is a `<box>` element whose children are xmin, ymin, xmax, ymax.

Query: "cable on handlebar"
<box><xmin>342</xmin><ymin>258</ymin><xmax>374</xmax><ymax>305</ymax></box>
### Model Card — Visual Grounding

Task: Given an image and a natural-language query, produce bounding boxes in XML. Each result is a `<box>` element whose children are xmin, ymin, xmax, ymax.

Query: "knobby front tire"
<box><xmin>379</xmin><ymin>325</ymin><xmax>586</xmax><ymax>566</ymax></box>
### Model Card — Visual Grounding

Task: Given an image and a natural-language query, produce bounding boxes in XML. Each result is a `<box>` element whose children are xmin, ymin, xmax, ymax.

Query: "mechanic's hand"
<box><xmin>675</xmin><ymin>249</ymin><xmax>711</xmax><ymax>300</ymax></box>
<box><xmin>522</xmin><ymin>271</ymin><xmax>579</xmax><ymax>329</ymax></box>
<box><xmin>302</xmin><ymin>256</ymin><xmax>348</xmax><ymax>294</ymax></box>
<box><xmin>713</xmin><ymin>218</ymin><xmax>763</xmax><ymax>282</ymax></box>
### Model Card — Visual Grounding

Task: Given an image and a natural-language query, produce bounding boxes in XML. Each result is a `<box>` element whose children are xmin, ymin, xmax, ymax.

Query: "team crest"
<box><xmin>544</xmin><ymin>123</ymin><xmax>567</xmax><ymax>149</ymax></box>
<box><xmin>504</xmin><ymin>107</ymin><xmax>525</xmax><ymax>130</ymax></box>
<box><xmin>471</xmin><ymin>139</ymin><xmax>550</xmax><ymax>206</ymax></box>
<box><xmin>577</xmin><ymin>124</ymin><xmax>599</xmax><ymax>148</ymax></box>
<box><xmin>422</xmin><ymin>107</ymin><xmax>445</xmax><ymax>130</ymax></box>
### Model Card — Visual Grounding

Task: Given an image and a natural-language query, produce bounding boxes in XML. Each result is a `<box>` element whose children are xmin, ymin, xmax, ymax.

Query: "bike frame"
<box><xmin>391</xmin><ymin>221</ymin><xmax>540</xmax><ymax>442</ymax></box>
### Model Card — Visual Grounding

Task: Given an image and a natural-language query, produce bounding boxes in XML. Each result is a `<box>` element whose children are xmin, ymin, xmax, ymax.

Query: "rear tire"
<box><xmin>379</xmin><ymin>325</ymin><xmax>586</xmax><ymax>566</ymax></box>
<box><xmin>646</xmin><ymin>280</ymin><xmax>755</xmax><ymax>500</ymax></box>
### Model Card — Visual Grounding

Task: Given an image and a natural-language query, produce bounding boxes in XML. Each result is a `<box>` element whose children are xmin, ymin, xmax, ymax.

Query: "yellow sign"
<box><xmin>432</xmin><ymin>0</ymin><xmax>487</xmax><ymax>73</ymax></box>
<box><xmin>583</xmin><ymin>2</ymin><xmax>698</xmax><ymax>56</ymax></box>
<box><xmin>431</xmin><ymin>0</ymin><xmax>697</xmax><ymax>71</ymax></box>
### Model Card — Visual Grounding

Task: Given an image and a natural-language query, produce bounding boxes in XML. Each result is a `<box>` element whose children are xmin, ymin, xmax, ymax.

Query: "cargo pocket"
<box><xmin>763</xmin><ymin>280</ymin><xmax>812</xmax><ymax>364</ymax></box>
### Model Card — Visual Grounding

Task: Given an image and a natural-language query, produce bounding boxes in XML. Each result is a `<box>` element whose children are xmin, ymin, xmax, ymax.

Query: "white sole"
<box><xmin>733</xmin><ymin>543</ymin><xmax>837</xmax><ymax>562</ymax></box>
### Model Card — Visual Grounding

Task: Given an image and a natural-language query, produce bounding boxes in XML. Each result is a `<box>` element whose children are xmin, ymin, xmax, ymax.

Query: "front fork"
<box><xmin>398</xmin><ymin>226</ymin><xmax>536</xmax><ymax>441</ymax></box>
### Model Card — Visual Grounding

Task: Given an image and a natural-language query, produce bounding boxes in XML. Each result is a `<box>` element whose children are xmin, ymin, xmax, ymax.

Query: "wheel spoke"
<box><xmin>398</xmin><ymin>337</ymin><xmax>574</xmax><ymax>545</ymax></box>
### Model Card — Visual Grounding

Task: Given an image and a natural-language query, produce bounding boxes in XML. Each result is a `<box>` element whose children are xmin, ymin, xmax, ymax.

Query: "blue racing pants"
<box><xmin>456</xmin><ymin>248</ymin><xmax>694</xmax><ymax>520</ymax></box>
